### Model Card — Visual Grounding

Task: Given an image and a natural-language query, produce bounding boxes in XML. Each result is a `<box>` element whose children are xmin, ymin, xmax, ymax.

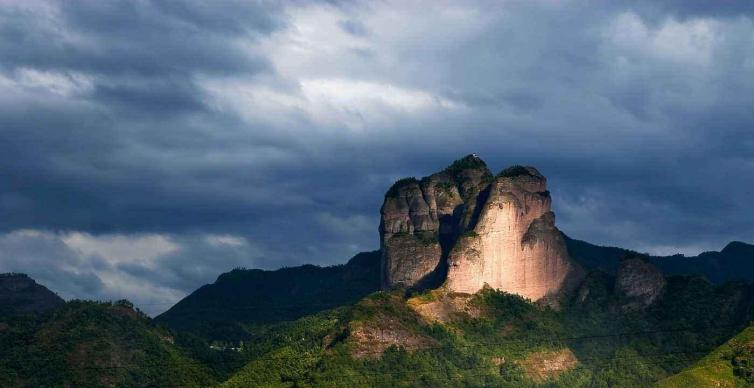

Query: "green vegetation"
<box><xmin>385</xmin><ymin>177</ymin><xmax>418</xmax><ymax>197</ymax></box>
<box><xmin>443</xmin><ymin>154</ymin><xmax>488</xmax><ymax>175</ymax></box>
<box><xmin>0</xmin><ymin>301</ymin><xmax>213</xmax><ymax>387</ymax></box>
<box><xmin>155</xmin><ymin>251</ymin><xmax>381</xmax><ymax>341</ymax></box>
<box><xmin>388</xmin><ymin>231</ymin><xmax>438</xmax><ymax>246</ymax></box>
<box><xmin>565</xmin><ymin>236</ymin><xmax>754</xmax><ymax>284</ymax></box>
<box><xmin>210</xmin><ymin>275</ymin><xmax>754</xmax><ymax>387</ymax></box>
<box><xmin>1</xmin><ymin>270</ymin><xmax>752</xmax><ymax>386</ymax></box>
<box><xmin>659</xmin><ymin>324</ymin><xmax>754</xmax><ymax>387</ymax></box>
<box><xmin>434</xmin><ymin>181</ymin><xmax>455</xmax><ymax>197</ymax></box>
<box><xmin>498</xmin><ymin>165</ymin><xmax>536</xmax><ymax>178</ymax></box>
<box><xmin>4</xmin><ymin>239</ymin><xmax>754</xmax><ymax>386</ymax></box>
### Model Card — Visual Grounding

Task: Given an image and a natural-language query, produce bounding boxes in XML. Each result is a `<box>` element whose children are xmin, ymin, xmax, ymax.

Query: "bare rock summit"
<box><xmin>380</xmin><ymin>154</ymin><xmax>491</xmax><ymax>289</ymax></box>
<box><xmin>379</xmin><ymin>155</ymin><xmax>584</xmax><ymax>302</ymax></box>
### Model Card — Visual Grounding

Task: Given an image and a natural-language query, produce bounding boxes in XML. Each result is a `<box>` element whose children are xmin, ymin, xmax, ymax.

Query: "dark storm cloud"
<box><xmin>633</xmin><ymin>0</ymin><xmax>754</xmax><ymax>20</ymax></box>
<box><xmin>0</xmin><ymin>1</ymin><xmax>277</xmax><ymax>74</ymax></box>
<box><xmin>1</xmin><ymin>0</ymin><xmax>754</xmax><ymax>310</ymax></box>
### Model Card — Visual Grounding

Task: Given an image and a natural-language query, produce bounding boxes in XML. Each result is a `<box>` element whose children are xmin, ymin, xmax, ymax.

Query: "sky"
<box><xmin>1</xmin><ymin>0</ymin><xmax>753</xmax><ymax>315</ymax></box>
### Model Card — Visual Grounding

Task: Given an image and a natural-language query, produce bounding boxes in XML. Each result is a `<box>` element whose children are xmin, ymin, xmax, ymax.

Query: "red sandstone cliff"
<box><xmin>380</xmin><ymin>156</ymin><xmax>584</xmax><ymax>301</ymax></box>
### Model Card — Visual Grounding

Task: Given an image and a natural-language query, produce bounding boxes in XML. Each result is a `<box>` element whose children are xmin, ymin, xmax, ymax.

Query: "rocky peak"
<box><xmin>614</xmin><ymin>256</ymin><xmax>666</xmax><ymax>310</ymax></box>
<box><xmin>380</xmin><ymin>156</ymin><xmax>584</xmax><ymax>302</ymax></box>
<box><xmin>379</xmin><ymin>155</ymin><xmax>492</xmax><ymax>289</ymax></box>
<box><xmin>445</xmin><ymin>167</ymin><xmax>582</xmax><ymax>301</ymax></box>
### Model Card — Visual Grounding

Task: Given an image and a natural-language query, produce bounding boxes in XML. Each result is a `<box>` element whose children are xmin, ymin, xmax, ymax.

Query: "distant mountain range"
<box><xmin>565</xmin><ymin>236</ymin><xmax>754</xmax><ymax>283</ymax></box>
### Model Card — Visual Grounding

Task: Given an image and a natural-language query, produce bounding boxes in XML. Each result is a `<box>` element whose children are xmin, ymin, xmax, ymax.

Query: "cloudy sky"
<box><xmin>1</xmin><ymin>0</ymin><xmax>753</xmax><ymax>315</ymax></box>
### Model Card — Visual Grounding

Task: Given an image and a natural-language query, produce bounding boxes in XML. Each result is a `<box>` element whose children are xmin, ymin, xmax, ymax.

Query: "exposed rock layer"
<box><xmin>380</xmin><ymin>155</ymin><xmax>491</xmax><ymax>289</ymax></box>
<box><xmin>380</xmin><ymin>155</ymin><xmax>584</xmax><ymax>301</ymax></box>
<box><xmin>518</xmin><ymin>348</ymin><xmax>579</xmax><ymax>382</ymax></box>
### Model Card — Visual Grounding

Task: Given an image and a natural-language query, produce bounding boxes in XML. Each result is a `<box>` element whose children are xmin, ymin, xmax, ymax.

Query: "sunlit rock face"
<box><xmin>380</xmin><ymin>155</ymin><xmax>491</xmax><ymax>289</ymax></box>
<box><xmin>446</xmin><ymin>167</ymin><xmax>583</xmax><ymax>300</ymax></box>
<box><xmin>380</xmin><ymin>156</ymin><xmax>583</xmax><ymax>301</ymax></box>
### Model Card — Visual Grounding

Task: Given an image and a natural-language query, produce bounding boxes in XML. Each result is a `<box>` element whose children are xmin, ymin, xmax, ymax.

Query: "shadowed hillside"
<box><xmin>0</xmin><ymin>273</ymin><xmax>64</xmax><ymax>316</ymax></box>
<box><xmin>155</xmin><ymin>251</ymin><xmax>381</xmax><ymax>340</ymax></box>
<box><xmin>0</xmin><ymin>300</ymin><xmax>213</xmax><ymax>387</ymax></box>
<box><xmin>565</xmin><ymin>236</ymin><xmax>754</xmax><ymax>283</ymax></box>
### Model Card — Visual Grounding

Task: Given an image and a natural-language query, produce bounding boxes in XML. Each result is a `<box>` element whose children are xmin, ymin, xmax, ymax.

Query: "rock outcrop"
<box><xmin>445</xmin><ymin>166</ymin><xmax>582</xmax><ymax>300</ymax></box>
<box><xmin>380</xmin><ymin>155</ymin><xmax>584</xmax><ymax>302</ymax></box>
<box><xmin>379</xmin><ymin>155</ymin><xmax>492</xmax><ymax>289</ymax></box>
<box><xmin>517</xmin><ymin>348</ymin><xmax>579</xmax><ymax>382</ymax></box>
<box><xmin>615</xmin><ymin>256</ymin><xmax>666</xmax><ymax>310</ymax></box>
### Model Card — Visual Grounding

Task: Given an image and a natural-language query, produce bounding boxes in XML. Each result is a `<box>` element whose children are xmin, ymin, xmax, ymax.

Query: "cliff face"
<box><xmin>445</xmin><ymin>167</ymin><xmax>582</xmax><ymax>300</ymax></box>
<box><xmin>379</xmin><ymin>155</ymin><xmax>491</xmax><ymax>289</ymax></box>
<box><xmin>380</xmin><ymin>156</ymin><xmax>583</xmax><ymax>301</ymax></box>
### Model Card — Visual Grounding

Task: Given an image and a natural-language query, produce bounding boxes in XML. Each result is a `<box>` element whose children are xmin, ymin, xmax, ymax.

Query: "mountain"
<box><xmin>380</xmin><ymin>155</ymin><xmax>583</xmax><ymax>301</ymax></box>
<box><xmin>158</xmin><ymin>156</ymin><xmax>754</xmax><ymax>342</ymax></box>
<box><xmin>659</xmin><ymin>324</ymin><xmax>754</xmax><ymax>387</ymax></box>
<box><xmin>565</xmin><ymin>237</ymin><xmax>754</xmax><ymax>283</ymax></box>
<box><xmin>7</xmin><ymin>155</ymin><xmax>751</xmax><ymax>386</ymax></box>
<box><xmin>0</xmin><ymin>298</ymin><xmax>213</xmax><ymax>387</ymax></box>
<box><xmin>220</xmin><ymin>269</ymin><xmax>754</xmax><ymax>387</ymax></box>
<box><xmin>155</xmin><ymin>250</ymin><xmax>380</xmax><ymax>340</ymax></box>
<box><xmin>654</xmin><ymin>241</ymin><xmax>754</xmax><ymax>283</ymax></box>
<box><xmin>380</xmin><ymin>154</ymin><xmax>493</xmax><ymax>290</ymax></box>
<box><xmin>0</xmin><ymin>273</ymin><xmax>64</xmax><ymax>316</ymax></box>
<box><xmin>147</xmin><ymin>155</ymin><xmax>754</xmax><ymax>387</ymax></box>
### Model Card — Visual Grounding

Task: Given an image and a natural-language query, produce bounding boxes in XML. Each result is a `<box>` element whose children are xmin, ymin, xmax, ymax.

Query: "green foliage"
<box><xmin>731</xmin><ymin>340</ymin><xmax>754</xmax><ymax>383</ymax></box>
<box><xmin>498</xmin><ymin>165</ymin><xmax>536</xmax><ymax>178</ymax></box>
<box><xmin>385</xmin><ymin>177</ymin><xmax>418</xmax><ymax>197</ymax></box>
<box><xmin>155</xmin><ymin>251</ymin><xmax>381</xmax><ymax>340</ymax></box>
<box><xmin>214</xmin><ymin>274</ymin><xmax>754</xmax><ymax>387</ymax></box>
<box><xmin>659</xmin><ymin>325</ymin><xmax>754</xmax><ymax>387</ymax></box>
<box><xmin>0</xmin><ymin>301</ymin><xmax>214</xmax><ymax>387</ymax></box>
<box><xmin>6</xmin><ymin>247</ymin><xmax>754</xmax><ymax>387</ymax></box>
<box><xmin>443</xmin><ymin>154</ymin><xmax>488</xmax><ymax>175</ymax></box>
<box><xmin>434</xmin><ymin>181</ymin><xmax>455</xmax><ymax>197</ymax></box>
<box><xmin>566</xmin><ymin>235</ymin><xmax>754</xmax><ymax>284</ymax></box>
<box><xmin>388</xmin><ymin>231</ymin><xmax>438</xmax><ymax>246</ymax></box>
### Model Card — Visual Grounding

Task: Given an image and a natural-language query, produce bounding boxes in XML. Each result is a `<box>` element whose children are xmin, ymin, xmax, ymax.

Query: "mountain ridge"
<box><xmin>0</xmin><ymin>273</ymin><xmax>64</xmax><ymax>316</ymax></box>
<box><xmin>4</xmin><ymin>155</ymin><xmax>754</xmax><ymax>387</ymax></box>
